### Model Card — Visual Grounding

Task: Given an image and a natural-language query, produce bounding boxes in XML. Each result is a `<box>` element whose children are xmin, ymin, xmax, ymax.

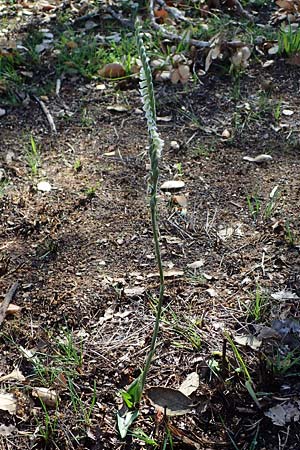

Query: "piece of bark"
<box><xmin>0</xmin><ymin>282</ymin><xmax>19</xmax><ymax>327</ymax></box>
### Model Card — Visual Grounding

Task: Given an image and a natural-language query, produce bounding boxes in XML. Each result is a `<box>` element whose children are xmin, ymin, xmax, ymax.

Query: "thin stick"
<box><xmin>33</xmin><ymin>96</ymin><xmax>57</xmax><ymax>133</ymax></box>
<box><xmin>0</xmin><ymin>282</ymin><xmax>19</xmax><ymax>327</ymax></box>
<box><xmin>149</xmin><ymin>0</ymin><xmax>210</xmax><ymax>49</ymax></box>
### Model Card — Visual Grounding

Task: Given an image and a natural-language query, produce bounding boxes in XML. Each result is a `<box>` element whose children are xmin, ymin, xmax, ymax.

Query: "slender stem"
<box><xmin>140</xmin><ymin>181</ymin><xmax>164</xmax><ymax>390</ymax></box>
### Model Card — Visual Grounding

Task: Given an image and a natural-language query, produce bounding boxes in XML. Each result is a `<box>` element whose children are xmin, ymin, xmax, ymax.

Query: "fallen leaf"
<box><xmin>205</xmin><ymin>35</ymin><xmax>222</xmax><ymax>72</ymax></box>
<box><xmin>157</xmin><ymin>115</ymin><xmax>172</xmax><ymax>122</ymax></box>
<box><xmin>243</xmin><ymin>154</ymin><xmax>273</xmax><ymax>163</ymax></box>
<box><xmin>124</xmin><ymin>287</ymin><xmax>145</xmax><ymax>297</ymax></box>
<box><xmin>0</xmin><ymin>369</ymin><xmax>25</xmax><ymax>383</ymax></box>
<box><xmin>0</xmin><ymin>424</ymin><xmax>17</xmax><ymax>436</ymax></box>
<box><xmin>262</xmin><ymin>60</ymin><xmax>275</xmax><ymax>68</ymax></box>
<box><xmin>98</xmin><ymin>307</ymin><xmax>114</xmax><ymax>325</ymax></box>
<box><xmin>271</xmin><ymin>289</ymin><xmax>300</xmax><ymax>300</ymax></box>
<box><xmin>32</xmin><ymin>387</ymin><xmax>58</xmax><ymax>407</ymax></box>
<box><xmin>187</xmin><ymin>260</ymin><xmax>205</xmax><ymax>270</ymax></box>
<box><xmin>231</xmin><ymin>46</ymin><xmax>251</xmax><ymax>69</ymax></box>
<box><xmin>270</xmin><ymin>185</ymin><xmax>279</xmax><ymax>198</ymax></box>
<box><xmin>179</xmin><ymin>372</ymin><xmax>199</xmax><ymax>396</ymax></box>
<box><xmin>172</xmin><ymin>195</ymin><xmax>188</xmax><ymax>213</ymax></box>
<box><xmin>171</xmin><ymin>65</ymin><xmax>190</xmax><ymax>84</ymax></box>
<box><xmin>6</xmin><ymin>304</ymin><xmax>21</xmax><ymax>316</ymax></box>
<box><xmin>268</xmin><ymin>44</ymin><xmax>279</xmax><ymax>55</ymax></box>
<box><xmin>164</xmin><ymin>269</ymin><xmax>184</xmax><ymax>278</ymax></box>
<box><xmin>265</xmin><ymin>401</ymin><xmax>300</xmax><ymax>426</ymax></box>
<box><xmin>0</xmin><ymin>393</ymin><xmax>17</xmax><ymax>415</ymax></box>
<box><xmin>154</xmin><ymin>7</ymin><xmax>169</xmax><ymax>23</ymax></box>
<box><xmin>234</xmin><ymin>334</ymin><xmax>262</xmax><ymax>350</ymax></box>
<box><xmin>98</xmin><ymin>63</ymin><xmax>126</xmax><ymax>79</ymax></box>
<box><xmin>161</xmin><ymin>180</ymin><xmax>185</xmax><ymax>191</ymax></box>
<box><xmin>107</xmin><ymin>105</ymin><xmax>130</xmax><ymax>113</ymax></box>
<box><xmin>95</xmin><ymin>84</ymin><xmax>106</xmax><ymax>90</ymax></box>
<box><xmin>147</xmin><ymin>387</ymin><xmax>194</xmax><ymax>416</ymax></box>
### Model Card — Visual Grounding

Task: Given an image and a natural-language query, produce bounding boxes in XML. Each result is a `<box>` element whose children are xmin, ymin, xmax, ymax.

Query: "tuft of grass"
<box><xmin>73</xmin><ymin>159</ymin><xmax>82</xmax><ymax>172</ymax></box>
<box><xmin>26</xmin><ymin>135</ymin><xmax>40</xmax><ymax>176</ymax></box>
<box><xmin>264</xmin><ymin>186</ymin><xmax>280</xmax><ymax>219</ymax></box>
<box><xmin>278</xmin><ymin>24</ymin><xmax>300</xmax><ymax>56</ymax></box>
<box><xmin>67</xmin><ymin>377</ymin><xmax>97</xmax><ymax>426</ymax></box>
<box><xmin>248</xmin><ymin>285</ymin><xmax>269</xmax><ymax>322</ymax></box>
<box><xmin>35</xmin><ymin>400</ymin><xmax>59</xmax><ymax>447</ymax></box>
<box><xmin>0</xmin><ymin>179</ymin><xmax>9</xmax><ymax>197</ymax></box>
<box><xmin>54</xmin><ymin>30</ymin><xmax>136</xmax><ymax>78</ymax></box>
<box><xmin>225</xmin><ymin>333</ymin><xmax>260</xmax><ymax>408</ymax></box>
<box><xmin>246</xmin><ymin>193</ymin><xmax>261</xmax><ymax>221</ymax></box>
<box><xmin>284</xmin><ymin>220</ymin><xmax>297</xmax><ymax>246</ymax></box>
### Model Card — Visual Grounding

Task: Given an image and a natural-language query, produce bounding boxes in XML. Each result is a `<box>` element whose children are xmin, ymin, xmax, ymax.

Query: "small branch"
<box><xmin>155</xmin><ymin>0</ymin><xmax>190</xmax><ymax>22</ymax></box>
<box><xmin>33</xmin><ymin>96</ymin><xmax>57</xmax><ymax>134</ymax></box>
<box><xmin>231</xmin><ymin>0</ymin><xmax>255</xmax><ymax>22</ymax></box>
<box><xmin>149</xmin><ymin>0</ymin><xmax>210</xmax><ymax>49</ymax></box>
<box><xmin>0</xmin><ymin>282</ymin><xmax>19</xmax><ymax>327</ymax></box>
<box><xmin>106</xmin><ymin>6</ymin><xmax>134</xmax><ymax>29</ymax></box>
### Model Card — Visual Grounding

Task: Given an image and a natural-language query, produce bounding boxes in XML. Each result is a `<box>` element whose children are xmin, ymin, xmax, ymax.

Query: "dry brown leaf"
<box><xmin>154</xmin><ymin>7</ymin><xmax>169</xmax><ymax>23</ymax></box>
<box><xmin>147</xmin><ymin>386</ymin><xmax>194</xmax><ymax>416</ymax></box>
<box><xmin>172</xmin><ymin>195</ymin><xmax>188</xmax><ymax>209</ymax></box>
<box><xmin>32</xmin><ymin>387</ymin><xmax>58</xmax><ymax>407</ymax></box>
<box><xmin>171</xmin><ymin>65</ymin><xmax>190</xmax><ymax>84</ymax></box>
<box><xmin>98</xmin><ymin>63</ymin><xmax>126</xmax><ymax>79</ymax></box>
<box><xmin>6</xmin><ymin>304</ymin><xmax>21</xmax><ymax>316</ymax></box>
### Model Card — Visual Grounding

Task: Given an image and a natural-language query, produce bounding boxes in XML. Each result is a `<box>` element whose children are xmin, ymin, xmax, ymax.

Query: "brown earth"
<box><xmin>1</xmin><ymin>3</ymin><xmax>300</xmax><ymax>450</ymax></box>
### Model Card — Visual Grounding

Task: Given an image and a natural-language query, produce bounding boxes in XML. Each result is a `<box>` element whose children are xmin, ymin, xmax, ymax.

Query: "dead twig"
<box><xmin>0</xmin><ymin>282</ymin><xmax>19</xmax><ymax>327</ymax></box>
<box><xmin>155</xmin><ymin>0</ymin><xmax>190</xmax><ymax>22</ymax></box>
<box><xmin>231</xmin><ymin>0</ymin><xmax>255</xmax><ymax>22</ymax></box>
<box><xmin>149</xmin><ymin>0</ymin><xmax>210</xmax><ymax>49</ymax></box>
<box><xmin>106</xmin><ymin>6</ymin><xmax>134</xmax><ymax>29</ymax></box>
<box><xmin>33</xmin><ymin>96</ymin><xmax>57</xmax><ymax>134</ymax></box>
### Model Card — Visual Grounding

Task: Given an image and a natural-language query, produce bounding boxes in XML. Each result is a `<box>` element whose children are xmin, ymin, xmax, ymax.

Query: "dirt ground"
<box><xmin>1</xmin><ymin>1</ymin><xmax>300</xmax><ymax>449</ymax></box>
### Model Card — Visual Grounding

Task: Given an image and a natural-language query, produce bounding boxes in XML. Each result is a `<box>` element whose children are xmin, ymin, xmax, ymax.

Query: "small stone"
<box><xmin>170</xmin><ymin>141</ymin><xmax>180</xmax><ymax>150</ymax></box>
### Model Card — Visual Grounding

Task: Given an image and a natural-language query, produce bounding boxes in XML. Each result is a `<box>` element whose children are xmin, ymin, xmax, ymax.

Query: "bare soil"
<box><xmin>1</xmin><ymin>2</ymin><xmax>300</xmax><ymax>449</ymax></box>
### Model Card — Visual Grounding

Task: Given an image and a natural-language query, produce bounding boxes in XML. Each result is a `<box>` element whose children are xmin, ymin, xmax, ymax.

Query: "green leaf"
<box><xmin>117</xmin><ymin>408</ymin><xmax>139</xmax><ymax>439</ymax></box>
<box><xmin>121</xmin><ymin>373</ymin><xmax>143</xmax><ymax>408</ymax></box>
<box><xmin>131</xmin><ymin>429</ymin><xmax>158</xmax><ymax>446</ymax></box>
<box><xmin>245</xmin><ymin>380</ymin><xmax>260</xmax><ymax>409</ymax></box>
